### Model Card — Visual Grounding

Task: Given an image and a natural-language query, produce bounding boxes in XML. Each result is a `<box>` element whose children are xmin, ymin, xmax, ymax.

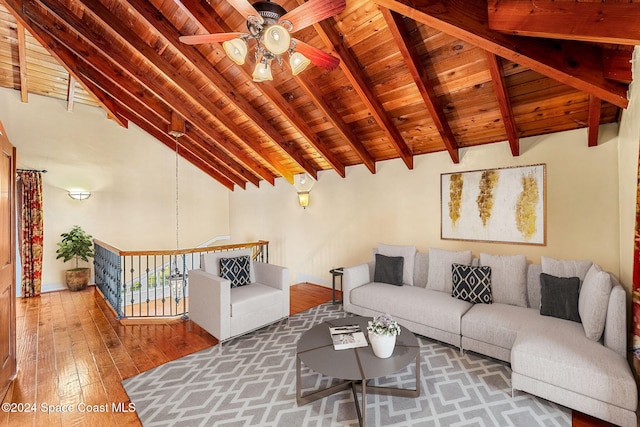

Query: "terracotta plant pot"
<box><xmin>66</xmin><ymin>268</ymin><xmax>90</xmax><ymax>291</ymax></box>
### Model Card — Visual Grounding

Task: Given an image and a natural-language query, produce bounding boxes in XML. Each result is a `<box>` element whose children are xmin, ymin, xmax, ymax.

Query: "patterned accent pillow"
<box><xmin>219</xmin><ymin>256</ymin><xmax>251</xmax><ymax>288</ymax></box>
<box><xmin>451</xmin><ymin>263</ymin><xmax>492</xmax><ymax>304</ymax></box>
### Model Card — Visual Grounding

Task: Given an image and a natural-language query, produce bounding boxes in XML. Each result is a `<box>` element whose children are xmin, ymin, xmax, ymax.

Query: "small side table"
<box><xmin>330</xmin><ymin>268</ymin><xmax>343</xmax><ymax>305</ymax></box>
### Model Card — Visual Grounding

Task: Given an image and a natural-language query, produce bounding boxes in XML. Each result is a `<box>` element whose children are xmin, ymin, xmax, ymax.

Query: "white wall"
<box><xmin>0</xmin><ymin>89</ymin><xmax>231</xmax><ymax>292</ymax></box>
<box><xmin>230</xmin><ymin>124</ymin><xmax>626</xmax><ymax>293</ymax></box>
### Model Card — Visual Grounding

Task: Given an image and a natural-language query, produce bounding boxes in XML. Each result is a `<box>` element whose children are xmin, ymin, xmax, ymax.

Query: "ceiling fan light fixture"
<box><xmin>290</xmin><ymin>51</ymin><xmax>311</xmax><ymax>75</ymax></box>
<box><xmin>263</xmin><ymin>24</ymin><xmax>291</xmax><ymax>55</ymax></box>
<box><xmin>252</xmin><ymin>60</ymin><xmax>273</xmax><ymax>82</ymax></box>
<box><xmin>222</xmin><ymin>38</ymin><xmax>248</xmax><ymax>65</ymax></box>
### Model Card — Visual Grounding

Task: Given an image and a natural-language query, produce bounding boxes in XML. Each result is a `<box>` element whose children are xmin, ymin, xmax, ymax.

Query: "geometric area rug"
<box><xmin>122</xmin><ymin>303</ymin><xmax>571</xmax><ymax>427</ymax></box>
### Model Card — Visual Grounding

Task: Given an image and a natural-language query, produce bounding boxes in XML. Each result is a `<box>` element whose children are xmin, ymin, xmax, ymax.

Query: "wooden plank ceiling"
<box><xmin>0</xmin><ymin>0</ymin><xmax>636</xmax><ymax>190</ymax></box>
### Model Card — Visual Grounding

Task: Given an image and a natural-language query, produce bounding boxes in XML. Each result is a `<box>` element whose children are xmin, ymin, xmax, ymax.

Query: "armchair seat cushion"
<box><xmin>230</xmin><ymin>283</ymin><xmax>283</xmax><ymax>317</ymax></box>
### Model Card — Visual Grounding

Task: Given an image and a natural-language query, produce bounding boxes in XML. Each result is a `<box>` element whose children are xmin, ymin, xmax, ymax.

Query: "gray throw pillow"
<box><xmin>578</xmin><ymin>264</ymin><xmax>612</xmax><ymax>341</ymax></box>
<box><xmin>374</xmin><ymin>254</ymin><xmax>404</xmax><ymax>286</ymax></box>
<box><xmin>427</xmin><ymin>248</ymin><xmax>472</xmax><ymax>293</ymax></box>
<box><xmin>539</xmin><ymin>273</ymin><xmax>581</xmax><ymax>323</ymax></box>
<box><xmin>479</xmin><ymin>253</ymin><xmax>528</xmax><ymax>307</ymax></box>
<box><xmin>541</xmin><ymin>256</ymin><xmax>592</xmax><ymax>283</ymax></box>
<box><xmin>378</xmin><ymin>243</ymin><xmax>416</xmax><ymax>285</ymax></box>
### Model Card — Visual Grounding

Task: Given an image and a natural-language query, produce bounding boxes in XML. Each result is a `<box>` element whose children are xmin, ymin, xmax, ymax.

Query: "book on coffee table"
<box><xmin>329</xmin><ymin>324</ymin><xmax>368</xmax><ymax>350</ymax></box>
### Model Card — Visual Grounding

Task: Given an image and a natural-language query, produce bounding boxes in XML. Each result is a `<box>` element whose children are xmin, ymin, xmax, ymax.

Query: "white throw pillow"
<box><xmin>427</xmin><ymin>248</ymin><xmax>472</xmax><ymax>293</ymax></box>
<box><xmin>378</xmin><ymin>243</ymin><xmax>416</xmax><ymax>286</ymax></box>
<box><xmin>579</xmin><ymin>264</ymin><xmax>612</xmax><ymax>341</ymax></box>
<box><xmin>480</xmin><ymin>253</ymin><xmax>528</xmax><ymax>307</ymax></box>
<box><xmin>541</xmin><ymin>256</ymin><xmax>592</xmax><ymax>282</ymax></box>
<box><xmin>201</xmin><ymin>249</ymin><xmax>256</xmax><ymax>283</ymax></box>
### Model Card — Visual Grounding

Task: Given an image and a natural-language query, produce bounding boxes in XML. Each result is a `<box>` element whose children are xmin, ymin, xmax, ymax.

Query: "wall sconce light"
<box><xmin>297</xmin><ymin>191</ymin><xmax>310</xmax><ymax>209</ymax></box>
<box><xmin>293</xmin><ymin>173</ymin><xmax>315</xmax><ymax>209</ymax></box>
<box><xmin>68</xmin><ymin>191</ymin><xmax>91</xmax><ymax>200</ymax></box>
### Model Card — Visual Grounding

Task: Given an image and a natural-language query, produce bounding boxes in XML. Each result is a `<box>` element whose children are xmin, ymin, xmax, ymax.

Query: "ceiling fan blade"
<box><xmin>227</xmin><ymin>0</ymin><xmax>264</xmax><ymax>24</ymax></box>
<box><xmin>280</xmin><ymin>0</ymin><xmax>346</xmax><ymax>33</ymax></box>
<box><xmin>295</xmin><ymin>40</ymin><xmax>340</xmax><ymax>70</ymax></box>
<box><xmin>179</xmin><ymin>32</ymin><xmax>244</xmax><ymax>45</ymax></box>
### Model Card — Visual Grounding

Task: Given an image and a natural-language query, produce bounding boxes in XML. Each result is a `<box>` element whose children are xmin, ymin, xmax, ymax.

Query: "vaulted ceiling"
<box><xmin>0</xmin><ymin>0</ymin><xmax>637</xmax><ymax>190</ymax></box>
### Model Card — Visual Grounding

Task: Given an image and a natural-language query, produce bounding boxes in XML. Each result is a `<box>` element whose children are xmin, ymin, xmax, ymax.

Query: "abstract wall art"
<box><xmin>441</xmin><ymin>164</ymin><xmax>546</xmax><ymax>245</ymax></box>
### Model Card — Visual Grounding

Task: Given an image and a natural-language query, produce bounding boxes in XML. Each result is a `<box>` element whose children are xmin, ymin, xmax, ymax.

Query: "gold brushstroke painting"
<box><xmin>441</xmin><ymin>164</ymin><xmax>546</xmax><ymax>245</ymax></box>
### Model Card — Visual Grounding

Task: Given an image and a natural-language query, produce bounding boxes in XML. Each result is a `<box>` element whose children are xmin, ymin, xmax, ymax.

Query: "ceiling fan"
<box><xmin>179</xmin><ymin>0</ymin><xmax>346</xmax><ymax>82</ymax></box>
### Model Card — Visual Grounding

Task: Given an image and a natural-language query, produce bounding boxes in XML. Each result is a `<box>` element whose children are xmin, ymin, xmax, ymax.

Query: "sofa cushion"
<box><xmin>202</xmin><ymin>249</ymin><xmax>256</xmax><ymax>283</ymax></box>
<box><xmin>461</xmin><ymin>303</ymin><xmax>541</xmax><ymax>350</ymax></box>
<box><xmin>511</xmin><ymin>326</ymin><xmax>637</xmax><ymax>411</ymax></box>
<box><xmin>579</xmin><ymin>264</ymin><xmax>612</xmax><ymax>341</ymax></box>
<box><xmin>526</xmin><ymin>264</ymin><xmax>543</xmax><ymax>309</ymax></box>
<box><xmin>451</xmin><ymin>264</ymin><xmax>492</xmax><ymax>304</ymax></box>
<box><xmin>427</xmin><ymin>248</ymin><xmax>472</xmax><ymax>293</ymax></box>
<box><xmin>230</xmin><ymin>283</ymin><xmax>283</xmax><ymax>317</ymax></box>
<box><xmin>541</xmin><ymin>256</ymin><xmax>592</xmax><ymax>283</ymax></box>
<box><xmin>539</xmin><ymin>273</ymin><xmax>581</xmax><ymax>322</ymax></box>
<box><xmin>373</xmin><ymin>253</ymin><xmax>404</xmax><ymax>286</ymax></box>
<box><xmin>220</xmin><ymin>255</ymin><xmax>251</xmax><ymax>288</ymax></box>
<box><xmin>413</xmin><ymin>252</ymin><xmax>429</xmax><ymax>288</ymax></box>
<box><xmin>350</xmin><ymin>283</ymin><xmax>472</xmax><ymax>335</ymax></box>
<box><xmin>479</xmin><ymin>253</ymin><xmax>527</xmax><ymax>307</ymax></box>
<box><xmin>378</xmin><ymin>243</ymin><xmax>416</xmax><ymax>286</ymax></box>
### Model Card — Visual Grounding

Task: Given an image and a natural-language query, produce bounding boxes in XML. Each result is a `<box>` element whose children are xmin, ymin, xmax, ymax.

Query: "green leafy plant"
<box><xmin>56</xmin><ymin>225</ymin><xmax>95</xmax><ymax>270</ymax></box>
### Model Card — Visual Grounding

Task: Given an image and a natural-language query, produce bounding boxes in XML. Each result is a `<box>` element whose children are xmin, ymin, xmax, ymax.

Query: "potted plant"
<box><xmin>367</xmin><ymin>314</ymin><xmax>401</xmax><ymax>358</ymax></box>
<box><xmin>56</xmin><ymin>225</ymin><xmax>95</xmax><ymax>291</ymax></box>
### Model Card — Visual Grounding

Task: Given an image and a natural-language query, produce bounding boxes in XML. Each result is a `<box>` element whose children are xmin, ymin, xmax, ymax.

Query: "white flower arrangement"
<box><xmin>367</xmin><ymin>313</ymin><xmax>401</xmax><ymax>337</ymax></box>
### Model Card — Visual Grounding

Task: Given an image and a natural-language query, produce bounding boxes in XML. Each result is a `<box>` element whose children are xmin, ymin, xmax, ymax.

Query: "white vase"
<box><xmin>369</xmin><ymin>332</ymin><xmax>396</xmax><ymax>358</ymax></box>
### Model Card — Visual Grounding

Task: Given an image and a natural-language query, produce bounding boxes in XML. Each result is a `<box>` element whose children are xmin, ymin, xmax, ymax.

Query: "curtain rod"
<box><xmin>17</xmin><ymin>168</ymin><xmax>47</xmax><ymax>173</ymax></box>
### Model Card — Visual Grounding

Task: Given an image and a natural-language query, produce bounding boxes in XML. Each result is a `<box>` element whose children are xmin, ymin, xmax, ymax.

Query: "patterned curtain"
<box><xmin>634</xmin><ymin>161</ymin><xmax>640</xmax><ymax>375</ymax></box>
<box><xmin>17</xmin><ymin>171</ymin><xmax>44</xmax><ymax>297</ymax></box>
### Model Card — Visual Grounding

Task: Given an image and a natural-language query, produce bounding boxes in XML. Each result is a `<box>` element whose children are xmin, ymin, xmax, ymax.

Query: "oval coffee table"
<box><xmin>296</xmin><ymin>316</ymin><xmax>420</xmax><ymax>427</ymax></box>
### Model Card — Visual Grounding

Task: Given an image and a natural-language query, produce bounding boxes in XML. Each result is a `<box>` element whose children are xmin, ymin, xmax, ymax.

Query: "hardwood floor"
<box><xmin>0</xmin><ymin>283</ymin><xmax>618</xmax><ymax>427</ymax></box>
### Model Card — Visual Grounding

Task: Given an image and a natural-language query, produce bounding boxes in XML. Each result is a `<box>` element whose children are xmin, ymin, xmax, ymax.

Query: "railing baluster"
<box><xmin>92</xmin><ymin>239</ymin><xmax>269</xmax><ymax>320</ymax></box>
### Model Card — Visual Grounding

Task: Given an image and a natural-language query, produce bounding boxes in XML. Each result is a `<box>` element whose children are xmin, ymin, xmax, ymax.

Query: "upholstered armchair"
<box><xmin>188</xmin><ymin>249</ymin><xmax>290</xmax><ymax>342</ymax></box>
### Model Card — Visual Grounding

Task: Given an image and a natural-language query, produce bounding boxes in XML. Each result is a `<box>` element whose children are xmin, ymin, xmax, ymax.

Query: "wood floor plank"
<box><xmin>1</xmin><ymin>283</ymin><xmax>608</xmax><ymax>426</ymax></box>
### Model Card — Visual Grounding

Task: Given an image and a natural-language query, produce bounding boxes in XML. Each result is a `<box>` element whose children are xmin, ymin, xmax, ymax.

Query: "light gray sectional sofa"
<box><xmin>342</xmin><ymin>244</ymin><xmax>638</xmax><ymax>427</ymax></box>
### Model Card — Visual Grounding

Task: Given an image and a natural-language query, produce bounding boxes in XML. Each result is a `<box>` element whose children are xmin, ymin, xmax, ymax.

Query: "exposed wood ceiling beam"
<box><xmin>313</xmin><ymin>18</ymin><xmax>415</xmax><ymax>170</ymax></box>
<box><xmin>16</xmin><ymin>21</ymin><xmax>27</xmax><ymax>103</ymax></box>
<box><xmin>485</xmin><ymin>52</ymin><xmax>519</xmax><ymax>156</ymax></box>
<box><xmin>603</xmin><ymin>48</ymin><xmax>633</xmax><ymax>84</ymax></box>
<box><xmin>125</xmin><ymin>0</ymin><xmax>295</xmax><ymax>184</ymax></box>
<box><xmin>487</xmin><ymin>0</ymin><xmax>640</xmax><ymax>46</ymax></box>
<box><xmin>76</xmin><ymin>63</ymin><xmax>259</xmax><ymax>188</ymax></box>
<box><xmin>374</xmin><ymin>0</ymin><xmax>629</xmax><ymax>109</ymax></box>
<box><xmin>588</xmin><ymin>96</ymin><xmax>601</xmax><ymax>148</ymax></box>
<box><xmin>293</xmin><ymin>73</ymin><xmax>377</xmax><ymax>174</ymax></box>
<box><xmin>117</xmin><ymin>105</ymin><xmax>237</xmax><ymax>191</ymax></box>
<box><xmin>176</xmin><ymin>0</ymin><xmax>347</xmax><ymax>180</ymax></box>
<box><xmin>75</xmin><ymin>0</ymin><xmax>276</xmax><ymax>186</ymax></box>
<box><xmin>80</xmin><ymin>70</ymin><xmax>252</xmax><ymax>189</ymax></box>
<box><xmin>381</xmin><ymin>8</ymin><xmax>459</xmax><ymax>164</ymax></box>
<box><xmin>23</xmin><ymin>1</ymin><xmax>259</xmax><ymax>188</ymax></box>
<box><xmin>2</xmin><ymin>0</ymin><xmax>128</xmax><ymax>127</ymax></box>
<box><xmin>66</xmin><ymin>76</ymin><xmax>75</xmax><ymax>112</ymax></box>
<box><xmin>26</xmin><ymin>0</ymin><xmax>269</xmax><ymax>188</ymax></box>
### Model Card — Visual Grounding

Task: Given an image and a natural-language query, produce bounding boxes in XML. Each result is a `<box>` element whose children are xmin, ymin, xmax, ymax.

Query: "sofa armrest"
<box><xmin>253</xmin><ymin>262</ymin><xmax>288</xmax><ymax>290</ymax></box>
<box><xmin>253</xmin><ymin>262</ymin><xmax>290</xmax><ymax>319</ymax></box>
<box><xmin>343</xmin><ymin>263</ymin><xmax>372</xmax><ymax>307</ymax></box>
<box><xmin>188</xmin><ymin>269</ymin><xmax>231</xmax><ymax>341</ymax></box>
<box><xmin>604</xmin><ymin>281</ymin><xmax>627</xmax><ymax>358</ymax></box>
